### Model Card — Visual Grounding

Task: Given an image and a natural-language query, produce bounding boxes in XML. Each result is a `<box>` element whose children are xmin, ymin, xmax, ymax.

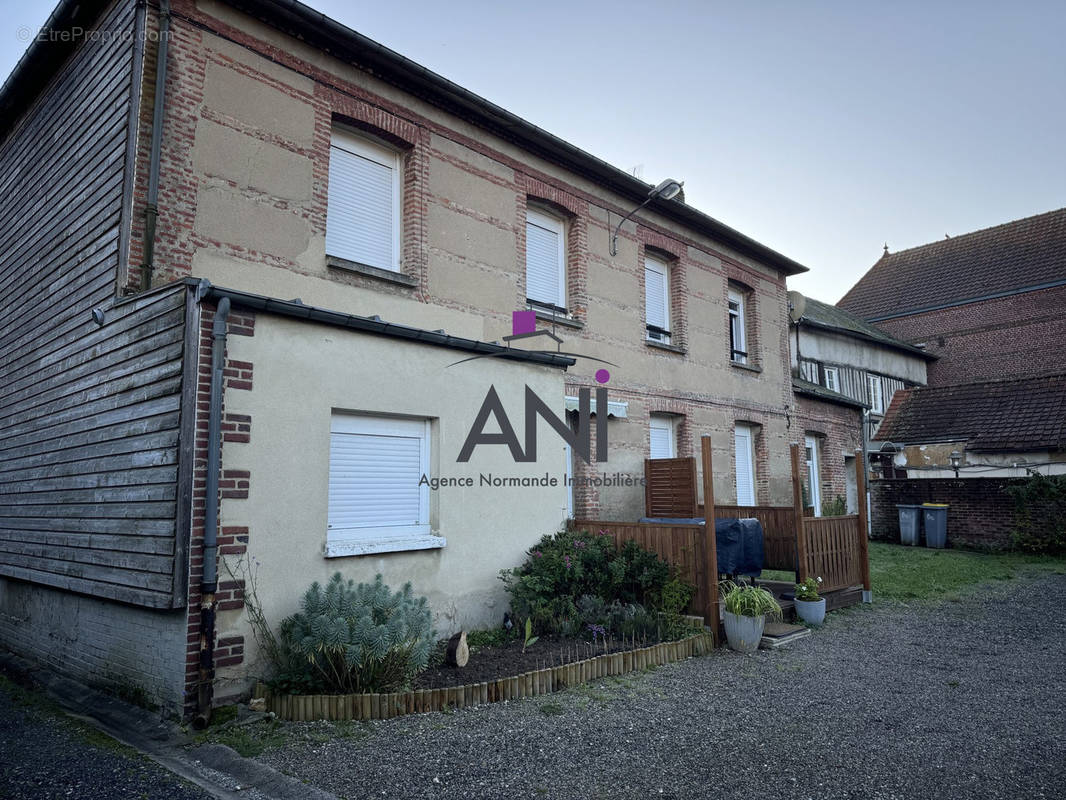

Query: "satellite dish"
<box><xmin>787</xmin><ymin>290</ymin><xmax>807</xmax><ymax>323</ymax></box>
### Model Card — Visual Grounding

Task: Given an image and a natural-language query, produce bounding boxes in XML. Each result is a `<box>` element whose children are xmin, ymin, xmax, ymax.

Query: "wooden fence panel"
<box><xmin>711</xmin><ymin>505</ymin><xmax>797</xmax><ymax>573</ymax></box>
<box><xmin>801</xmin><ymin>515</ymin><xmax>864</xmax><ymax>592</ymax></box>
<box><xmin>571</xmin><ymin>520</ymin><xmax>708</xmax><ymax>615</ymax></box>
<box><xmin>643</xmin><ymin>458</ymin><xmax>698</xmax><ymax>517</ymax></box>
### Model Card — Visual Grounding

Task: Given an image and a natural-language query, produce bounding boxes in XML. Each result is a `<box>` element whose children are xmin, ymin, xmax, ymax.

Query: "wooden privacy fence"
<box><xmin>707</xmin><ymin>505</ymin><xmax>797</xmax><ymax>573</ymax></box>
<box><xmin>800</xmin><ymin>516</ymin><xmax>866</xmax><ymax>592</ymax></box>
<box><xmin>644</xmin><ymin>457</ymin><xmax>698</xmax><ymax>517</ymax></box>
<box><xmin>570</xmin><ymin>520</ymin><xmax>711</xmax><ymax>617</ymax></box>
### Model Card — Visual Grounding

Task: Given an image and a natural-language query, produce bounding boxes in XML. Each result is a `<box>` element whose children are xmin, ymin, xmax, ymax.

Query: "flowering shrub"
<box><xmin>500</xmin><ymin>528</ymin><xmax>693</xmax><ymax>639</ymax></box>
<box><xmin>794</xmin><ymin>576</ymin><xmax>823</xmax><ymax>602</ymax></box>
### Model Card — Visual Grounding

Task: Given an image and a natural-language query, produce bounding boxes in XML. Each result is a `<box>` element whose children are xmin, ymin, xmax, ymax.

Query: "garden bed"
<box><xmin>416</xmin><ymin>634</ymin><xmax>668</xmax><ymax>690</ymax></box>
<box><xmin>256</xmin><ymin>631</ymin><xmax>713</xmax><ymax>722</ymax></box>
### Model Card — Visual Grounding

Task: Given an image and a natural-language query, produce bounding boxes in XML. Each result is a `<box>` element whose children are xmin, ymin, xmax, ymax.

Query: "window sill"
<box><xmin>646</xmin><ymin>340</ymin><xmax>686</xmax><ymax>355</ymax></box>
<box><xmin>324</xmin><ymin>533</ymin><xmax>446</xmax><ymax>558</ymax></box>
<box><xmin>529</xmin><ymin>307</ymin><xmax>584</xmax><ymax>329</ymax></box>
<box><xmin>327</xmin><ymin>255</ymin><xmax>418</xmax><ymax>288</ymax></box>
<box><xmin>730</xmin><ymin>360</ymin><xmax>763</xmax><ymax>374</ymax></box>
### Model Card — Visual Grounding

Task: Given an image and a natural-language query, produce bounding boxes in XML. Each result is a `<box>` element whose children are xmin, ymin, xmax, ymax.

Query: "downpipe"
<box><xmin>193</xmin><ymin>297</ymin><xmax>230</xmax><ymax>730</ymax></box>
<box><xmin>141</xmin><ymin>0</ymin><xmax>170</xmax><ymax>291</ymax></box>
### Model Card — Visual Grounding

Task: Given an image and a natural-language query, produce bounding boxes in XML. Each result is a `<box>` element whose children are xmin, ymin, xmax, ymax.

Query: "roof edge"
<box><xmin>798</xmin><ymin>317</ymin><xmax>937</xmax><ymax>360</ymax></box>
<box><xmin>792</xmin><ymin>379</ymin><xmax>869</xmax><ymax>410</ymax></box>
<box><xmin>218</xmin><ymin>0</ymin><xmax>809</xmax><ymax>277</ymax></box>
<box><xmin>199</xmin><ymin>282</ymin><xmax>576</xmax><ymax>369</ymax></box>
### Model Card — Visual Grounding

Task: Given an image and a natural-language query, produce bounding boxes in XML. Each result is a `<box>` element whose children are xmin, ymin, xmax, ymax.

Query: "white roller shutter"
<box><xmin>326</xmin><ymin>130</ymin><xmax>400</xmax><ymax>271</ymax></box>
<box><xmin>734</xmin><ymin>424</ymin><xmax>756</xmax><ymax>506</ymax></box>
<box><xmin>645</xmin><ymin>256</ymin><xmax>669</xmax><ymax>335</ymax></box>
<box><xmin>327</xmin><ymin>415</ymin><xmax>428</xmax><ymax>538</ymax></box>
<box><xmin>649</xmin><ymin>415</ymin><xmax>675</xmax><ymax>459</ymax></box>
<box><xmin>526</xmin><ymin>208</ymin><xmax>565</xmax><ymax>308</ymax></box>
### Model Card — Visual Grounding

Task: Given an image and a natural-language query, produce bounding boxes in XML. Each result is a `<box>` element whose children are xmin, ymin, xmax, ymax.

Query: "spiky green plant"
<box><xmin>278</xmin><ymin>573</ymin><xmax>434</xmax><ymax>694</ymax></box>
<box><xmin>719</xmin><ymin>580</ymin><xmax>782</xmax><ymax>621</ymax></box>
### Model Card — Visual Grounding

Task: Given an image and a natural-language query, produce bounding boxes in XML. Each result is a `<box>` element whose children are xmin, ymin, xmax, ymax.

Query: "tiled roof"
<box><xmin>837</xmin><ymin>208</ymin><xmax>1066</xmax><ymax>320</ymax></box>
<box><xmin>799</xmin><ymin>297</ymin><xmax>934</xmax><ymax>359</ymax></box>
<box><xmin>792</xmin><ymin>378</ymin><xmax>869</xmax><ymax>410</ymax></box>
<box><xmin>873</xmin><ymin>373</ymin><xmax>1066</xmax><ymax>452</ymax></box>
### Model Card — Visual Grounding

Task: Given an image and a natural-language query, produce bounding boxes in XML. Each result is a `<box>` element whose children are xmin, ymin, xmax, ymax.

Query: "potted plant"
<box><xmin>793</xmin><ymin>576</ymin><xmax>825</xmax><ymax>626</ymax></box>
<box><xmin>720</xmin><ymin>580</ymin><xmax>782</xmax><ymax>654</ymax></box>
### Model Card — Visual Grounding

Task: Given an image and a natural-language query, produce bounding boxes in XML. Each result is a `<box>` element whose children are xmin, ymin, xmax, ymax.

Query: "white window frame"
<box><xmin>326</xmin><ymin>127</ymin><xmax>402</xmax><ymax>272</ymax></box>
<box><xmin>734</xmin><ymin>423</ymin><xmax>756</xmax><ymax>506</ymax></box>
<box><xmin>867</xmin><ymin>374</ymin><xmax>884</xmax><ymax>415</ymax></box>
<box><xmin>525</xmin><ymin>207</ymin><xmax>567</xmax><ymax>311</ymax></box>
<box><xmin>728</xmin><ymin>289</ymin><xmax>747</xmax><ymax>364</ymax></box>
<box><xmin>649</xmin><ymin>414</ymin><xmax>677</xmax><ymax>460</ymax></box>
<box><xmin>326</xmin><ymin>413</ymin><xmax>443</xmax><ymax>557</ymax></box>
<box><xmin>823</xmin><ymin>367</ymin><xmax>839</xmax><ymax>393</ymax></box>
<box><xmin>804</xmin><ymin>434</ymin><xmax>822</xmax><ymax>517</ymax></box>
<box><xmin>644</xmin><ymin>255</ymin><xmax>671</xmax><ymax>344</ymax></box>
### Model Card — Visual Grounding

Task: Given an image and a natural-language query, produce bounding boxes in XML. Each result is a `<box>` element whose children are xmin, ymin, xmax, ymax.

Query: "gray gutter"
<box><xmin>201</xmin><ymin>283</ymin><xmax>576</xmax><ymax>369</ymax></box>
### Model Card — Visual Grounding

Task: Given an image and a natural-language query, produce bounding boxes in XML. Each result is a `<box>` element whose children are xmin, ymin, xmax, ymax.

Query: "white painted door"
<box><xmin>805</xmin><ymin>435</ymin><xmax>822</xmax><ymax>517</ymax></box>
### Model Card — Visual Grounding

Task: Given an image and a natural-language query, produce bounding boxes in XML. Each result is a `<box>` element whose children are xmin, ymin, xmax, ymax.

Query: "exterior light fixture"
<box><xmin>949</xmin><ymin>450</ymin><xmax>962</xmax><ymax>478</ymax></box>
<box><xmin>610</xmin><ymin>178</ymin><xmax>684</xmax><ymax>256</ymax></box>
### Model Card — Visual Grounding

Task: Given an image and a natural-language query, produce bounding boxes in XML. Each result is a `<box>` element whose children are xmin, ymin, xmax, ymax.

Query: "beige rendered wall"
<box><xmin>213</xmin><ymin>314</ymin><xmax>569</xmax><ymax>687</ymax></box>
<box><xmin>149</xmin><ymin>2</ymin><xmax>800</xmax><ymax>516</ymax></box>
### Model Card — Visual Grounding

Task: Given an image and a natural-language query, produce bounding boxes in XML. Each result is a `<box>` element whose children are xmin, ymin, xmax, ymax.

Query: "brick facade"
<box><xmin>869</xmin><ymin>477</ymin><xmax>1039</xmax><ymax>550</ymax></box>
<box><xmin>793</xmin><ymin>395</ymin><xmax>863</xmax><ymax>513</ymax></box>
<box><xmin>873</xmin><ymin>284</ymin><xmax>1066</xmax><ymax>386</ymax></box>
<box><xmin>129</xmin><ymin>0</ymin><xmax>801</xmax><ymax>522</ymax></box>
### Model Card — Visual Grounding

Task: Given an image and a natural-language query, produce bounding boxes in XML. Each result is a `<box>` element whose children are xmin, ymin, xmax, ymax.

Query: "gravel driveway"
<box><xmin>0</xmin><ymin>677</ymin><xmax>214</xmax><ymax>800</ymax></box>
<box><xmin>253</xmin><ymin>573</ymin><xmax>1066</xmax><ymax>800</ymax></box>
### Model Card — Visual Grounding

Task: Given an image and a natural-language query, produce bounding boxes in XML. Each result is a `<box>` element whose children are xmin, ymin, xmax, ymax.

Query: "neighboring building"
<box><xmin>873</xmin><ymin>374</ymin><xmax>1066</xmax><ymax>478</ymax></box>
<box><xmin>0</xmin><ymin>0</ymin><xmax>810</xmax><ymax>717</ymax></box>
<box><xmin>786</xmin><ymin>292</ymin><xmax>933</xmax><ymax>508</ymax></box>
<box><xmin>837</xmin><ymin>208</ymin><xmax>1066</xmax><ymax>386</ymax></box>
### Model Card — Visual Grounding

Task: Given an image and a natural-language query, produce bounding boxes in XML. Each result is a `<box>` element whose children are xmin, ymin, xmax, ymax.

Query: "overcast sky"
<box><xmin>3</xmin><ymin>0</ymin><xmax>1063</xmax><ymax>302</ymax></box>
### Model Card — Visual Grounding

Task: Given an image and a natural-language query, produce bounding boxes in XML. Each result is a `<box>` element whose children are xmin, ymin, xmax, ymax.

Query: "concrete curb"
<box><xmin>0</xmin><ymin>651</ymin><xmax>336</xmax><ymax>800</ymax></box>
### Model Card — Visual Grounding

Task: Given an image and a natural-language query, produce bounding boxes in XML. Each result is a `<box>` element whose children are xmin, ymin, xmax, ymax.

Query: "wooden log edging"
<box><xmin>257</xmin><ymin>632</ymin><xmax>714</xmax><ymax>722</ymax></box>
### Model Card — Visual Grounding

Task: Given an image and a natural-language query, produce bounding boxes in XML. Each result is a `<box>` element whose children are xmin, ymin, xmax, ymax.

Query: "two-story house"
<box><xmin>0</xmin><ymin>0</ymin><xmax>809</xmax><ymax>718</ymax></box>
<box><xmin>787</xmin><ymin>292</ymin><xmax>933</xmax><ymax>507</ymax></box>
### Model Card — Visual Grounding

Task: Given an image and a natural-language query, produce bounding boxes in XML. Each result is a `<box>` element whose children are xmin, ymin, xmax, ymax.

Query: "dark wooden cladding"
<box><xmin>0</xmin><ymin>0</ymin><xmax>189</xmax><ymax>609</ymax></box>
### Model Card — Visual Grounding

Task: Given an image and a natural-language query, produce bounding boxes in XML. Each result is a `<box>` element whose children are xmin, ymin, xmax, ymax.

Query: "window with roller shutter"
<box><xmin>525</xmin><ymin>207</ymin><xmax>566</xmax><ymax>311</ymax></box>
<box><xmin>326</xmin><ymin>128</ymin><xmax>402</xmax><ymax>272</ymax></box>
<box><xmin>649</xmin><ymin>414</ymin><xmax>676</xmax><ymax>459</ymax></box>
<box><xmin>645</xmin><ymin>255</ymin><xmax>671</xmax><ymax>344</ymax></box>
<box><xmin>734</xmin><ymin>423</ymin><xmax>756</xmax><ymax>506</ymax></box>
<box><xmin>326</xmin><ymin>413</ymin><xmax>442</xmax><ymax>557</ymax></box>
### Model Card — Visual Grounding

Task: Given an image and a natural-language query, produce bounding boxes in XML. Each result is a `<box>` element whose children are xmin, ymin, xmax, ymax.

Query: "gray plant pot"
<box><xmin>794</xmin><ymin>597</ymin><xmax>826</xmax><ymax>626</ymax></box>
<box><xmin>723</xmin><ymin>610</ymin><xmax>765</xmax><ymax>654</ymax></box>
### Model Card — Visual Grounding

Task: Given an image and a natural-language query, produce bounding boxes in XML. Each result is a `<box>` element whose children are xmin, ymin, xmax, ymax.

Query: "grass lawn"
<box><xmin>868</xmin><ymin>541</ymin><xmax>1066</xmax><ymax>601</ymax></box>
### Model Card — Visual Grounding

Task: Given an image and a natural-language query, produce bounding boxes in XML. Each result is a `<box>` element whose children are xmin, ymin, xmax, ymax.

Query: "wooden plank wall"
<box><xmin>0</xmin><ymin>0</ymin><xmax>189</xmax><ymax>609</ymax></box>
<box><xmin>643</xmin><ymin>457</ymin><xmax>698</xmax><ymax>517</ymax></box>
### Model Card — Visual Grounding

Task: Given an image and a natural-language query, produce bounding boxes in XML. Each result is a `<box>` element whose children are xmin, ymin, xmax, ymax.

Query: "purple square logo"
<box><xmin>512</xmin><ymin>310</ymin><xmax>536</xmax><ymax>336</ymax></box>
